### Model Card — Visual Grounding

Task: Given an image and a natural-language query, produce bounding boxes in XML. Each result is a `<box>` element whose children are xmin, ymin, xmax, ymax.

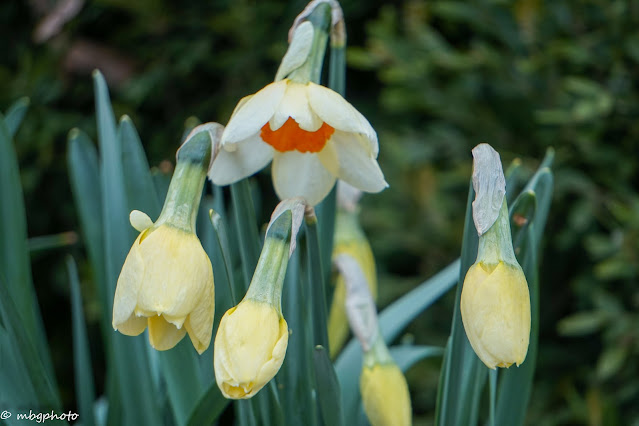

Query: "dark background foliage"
<box><xmin>1</xmin><ymin>0</ymin><xmax>638</xmax><ymax>424</ymax></box>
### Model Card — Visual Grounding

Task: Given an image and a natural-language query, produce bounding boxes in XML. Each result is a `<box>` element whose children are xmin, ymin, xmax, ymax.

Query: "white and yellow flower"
<box><xmin>209</xmin><ymin>79</ymin><xmax>387</xmax><ymax>206</ymax></box>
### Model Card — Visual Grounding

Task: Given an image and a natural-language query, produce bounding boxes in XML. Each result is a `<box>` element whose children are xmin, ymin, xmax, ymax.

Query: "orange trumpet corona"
<box><xmin>261</xmin><ymin>117</ymin><xmax>334</xmax><ymax>153</ymax></box>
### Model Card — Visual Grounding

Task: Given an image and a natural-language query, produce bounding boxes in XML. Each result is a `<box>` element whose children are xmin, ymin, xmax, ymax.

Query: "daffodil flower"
<box><xmin>460</xmin><ymin>143</ymin><xmax>531</xmax><ymax>369</ymax></box>
<box><xmin>215</xmin><ymin>202</ymin><xmax>305</xmax><ymax>399</ymax></box>
<box><xmin>112</xmin><ymin>128</ymin><xmax>218</xmax><ymax>354</ymax></box>
<box><xmin>208</xmin><ymin>17</ymin><xmax>387</xmax><ymax>206</ymax></box>
<box><xmin>209</xmin><ymin>79</ymin><xmax>387</xmax><ymax>206</ymax></box>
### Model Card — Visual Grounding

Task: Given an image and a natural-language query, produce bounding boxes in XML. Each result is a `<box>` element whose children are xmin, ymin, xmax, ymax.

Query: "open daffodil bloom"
<box><xmin>209</xmin><ymin>79</ymin><xmax>387</xmax><ymax>206</ymax></box>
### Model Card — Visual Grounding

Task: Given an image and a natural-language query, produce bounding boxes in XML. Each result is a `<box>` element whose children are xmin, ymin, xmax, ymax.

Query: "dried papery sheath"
<box><xmin>471</xmin><ymin>143</ymin><xmax>506</xmax><ymax>236</ymax></box>
<box><xmin>275</xmin><ymin>21</ymin><xmax>314</xmax><ymax>82</ymax></box>
<box><xmin>266</xmin><ymin>197</ymin><xmax>307</xmax><ymax>257</ymax></box>
<box><xmin>289</xmin><ymin>0</ymin><xmax>343</xmax><ymax>42</ymax></box>
<box><xmin>334</xmin><ymin>253</ymin><xmax>378</xmax><ymax>351</ymax></box>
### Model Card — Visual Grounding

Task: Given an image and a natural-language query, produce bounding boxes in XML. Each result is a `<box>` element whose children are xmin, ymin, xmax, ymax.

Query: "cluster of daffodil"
<box><xmin>111</xmin><ymin>0</ymin><xmax>390</xmax><ymax>405</ymax></box>
<box><xmin>460</xmin><ymin>144</ymin><xmax>531</xmax><ymax>369</ymax></box>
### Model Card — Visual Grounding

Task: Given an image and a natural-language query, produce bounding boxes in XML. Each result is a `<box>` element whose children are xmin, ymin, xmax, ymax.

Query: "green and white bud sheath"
<box><xmin>471</xmin><ymin>143</ymin><xmax>517</xmax><ymax>265</ymax></box>
<box><xmin>276</xmin><ymin>1</ymin><xmax>331</xmax><ymax>85</ymax></box>
<box><xmin>131</xmin><ymin>122</ymin><xmax>222</xmax><ymax>234</ymax></box>
<box><xmin>336</xmin><ymin>253</ymin><xmax>413</xmax><ymax>426</ymax></box>
<box><xmin>333</xmin><ymin>253</ymin><xmax>380</xmax><ymax>353</ymax></box>
<box><xmin>461</xmin><ymin>143</ymin><xmax>531</xmax><ymax>369</ymax></box>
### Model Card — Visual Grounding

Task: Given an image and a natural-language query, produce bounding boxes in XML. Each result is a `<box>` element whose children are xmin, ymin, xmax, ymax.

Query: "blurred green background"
<box><xmin>1</xmin><ymin>0</ymin><xmax>638</xmax><ymax>424</ymax></box>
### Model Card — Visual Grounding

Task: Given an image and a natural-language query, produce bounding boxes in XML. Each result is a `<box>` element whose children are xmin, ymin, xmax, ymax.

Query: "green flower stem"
<box><xmin>245</xmin><ymin>211</ymin><xmax>292</xmax><ymax>311</ymax></box>
<box><xmin>477</xmin><ymin>199</ymin><xmax>517</xmax><ymax>266</ymax></box>
<box><xmin>363</xmin><ymin>332</ymin><xmax>394</xmax><ymax>368</ymax></box>
<box><xmin>155</xmin><ymin>132</ymin><xmax>211</xmax><ymax>232</ymax></box>
<box><xmin>289</xmin><ymin>3</ymin><xmax>331</xmax><ymax>85</ymax></box>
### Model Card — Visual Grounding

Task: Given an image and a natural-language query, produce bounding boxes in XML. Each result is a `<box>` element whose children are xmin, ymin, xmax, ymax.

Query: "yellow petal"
<box><xmin>214</xmin><ymin>300</ymin><xmax>289</xmax><ymax>399</ymax></box>
<box><xmin>113</xmin><ymin>233</ymin><xmax>145</xmax><ymax>330</ymax></box>
<box><xmin>148</xmin><ymin>315</ymin><xmax>187</xmax><ymax>351</ymax></box>
<box><xmin>460</xmin><ymin>261</ymin><xmax>531</xmax><ymax>369</ymax></box>
<box><xmin>360</xmin><ymin>363</ymin><xmax>412</xmax><ymax>426</ymax></box>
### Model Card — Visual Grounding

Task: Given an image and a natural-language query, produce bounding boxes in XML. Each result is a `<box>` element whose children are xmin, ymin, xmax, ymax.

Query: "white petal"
<box><xmin>129</xmin><ymin>210</ymin><xmax>153</xmax><ymax>232</ymax></box>
<box><xmin>307</xmin><ymin>83</ymin><xmax>379</xmax><ymax>156</ymax></box>
<box><xmin>270</xmin><ymin>82</ymin><xmax>322</xmax><ymax>132</ymax></box>
<box><xmin>329</xmin><ymin>131</ymin><xmax>388</xmax><ymax>193</ymax></box>
<box><xmin>272</xmin><ymin>151</ymin><xmax>336</xmax><ymax>206</ymax></box>
<box><xmin>222</xmin><ymin>81</ymin><xmax>287</xmax><ymax>145</ymax></box>
<box><xmin>208</xmin><ymin>134</ymin><xmax>274</xmax><ymax>185</ymax></box>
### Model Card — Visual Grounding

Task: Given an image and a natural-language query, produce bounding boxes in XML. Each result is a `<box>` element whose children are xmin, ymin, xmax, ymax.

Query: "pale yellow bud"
<box><xmin>460</xmin><ymin>261</ymin><xmax>531</xmax><ymax>369</ymax></box>
<box><xmin>360</xmin><ymin>363</ymin><xmax>412</xmax><ymax>426</ymax></box>
<box><xmin>112</xmin><ymin>224</ymin><xmax>215</xmax><ymax>354</ymax></box>
<box><xmin>214</xmin><ymin>299</ymin><xmax>289</xmax><ymax>399</ymax></box>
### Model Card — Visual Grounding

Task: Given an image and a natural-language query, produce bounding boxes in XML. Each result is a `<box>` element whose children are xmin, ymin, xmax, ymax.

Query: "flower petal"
<box><xmin>129</xmin><ymin>210</ymin><xmax>153</xmax><ymax>232</ymax></box>
<box><xmin>307</xmin><ymin>83</ymin><xmax>379</xmax><ymax>156</ymax></box>
<box><xmin>148</xmin><ymin>315</ymin><xmax>187</xmax><ymax>351</ymax></box>
<box><xmin>112</xmin><ymin>235</ymin><xmax>145</xmax><ymax>329</ymax></box>
<box><xmin>329</xmin><ymin>131</ymin><xmax>388</xmax><ymax>193</ymax></box>
<box><xmin>270</xmin><ymin>82</ymin><xmax>322</xmax><ymax>132</ymax></box>
<box><xmin>184</xmin><ymin>270</ymin><xmax>215</xmax><ymax>354</ymax></box>
<box><xmin>222</xmin><ymin>80</ymin><xmax>287</xmax><ymax>145</ymax></box>
<box><xmin>209</xmin><ymin>134</ymin><xmax>274</xmax><ymax>185</ymax></box>
<box><xmin>272</xmin><ymin>151</ymin><xmax>336</xmax><ymax>206</ymax></box>
<box><xmin>115</xmin><ymin>315</ymin><xmax>147</xmax><ymax>336</ymax></box>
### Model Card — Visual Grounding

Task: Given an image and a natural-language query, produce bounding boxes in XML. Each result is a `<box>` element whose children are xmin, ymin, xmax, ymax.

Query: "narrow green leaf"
<box><xmin>67</xmin><ymin>256</ymin><xmax>97</xmax><ymax>426</ymax></box>
<box><xmin>435</xmin><ymin>182</ymin><xmax>486</xmax><ymax>426</ymax></box>
<box><xmin>119</xmin><ymin>116</ymin><xmax>161</xmax><ymax>218</ymax></box>
<box><xmin>280</xmin><ymin>250</ymin><xmax>317</xmax><ymax>426</ymax></box>
<box><xmin>390</xmin><ymin>345</ymin><xmax>445</xmax><ymax>372</ymax></box>
<box><xmin>328</xmin><ymin>41</ymin><xmax>346</xmax><ymax>96</ymax></box>
<box><xmin>158</xmin><ymin>340</ymin><xmax>205</xmax><ymax>426</ymax></box>
<box><xmin>28</xmin><ymin>231</ymin><xmax>78</xmax><ymax>253</ymax></box>
<box><xmin>305</xmin><ymin>216</ymin><xmax>329</xmax><ymax>349</ymax></box>
<box><xmin>67</xmin><ymin>129</ymin><xmax>110</xmax><ymax>338</ymax></box>
<box><xmin>93</xmin><ymin>70</ymin><xmax>160</xmax><ymax>425</ymax></box>
<box><xmin>495</xmin><ymin>226</ymin><xmax>539</xmax><ymax>426</ymax></box>
<box><xmin>0</xmin><ymin>275</ymin><xmax>60</xmax><ymax>410</ymax></box>
<box><xmin>230</xmin><ymin>180</ymin><xmax>261</xmax><ymax>290</ymax></box>
<box><xmin>208</xmin><ymin>208</ymin><xmax>239</xmax><ymax>306</ymax></box>
<box><xmin>315</xmin><ymin>185</ymin><xmax>337</xmax><ymax>305</ymax></box>
<box><xmin>4</xmin><ymin>97</ymin><xmax>30</xmax><ymax>137</ymax></box>
<box><xmin>186</xmin><ymin>384</ymin><xmax>230</xmax><ymax>426</ymax></box>
<box><xmin>314</xmin><ymin>345</ymin><xmax>344</xmax><ymax>426</ymax></box>
<box><xmin>0</xmin><ymin>113</ymin><xmax>58</xmax><ymax>397</ymax></box>
<box><xmin>489</xmin><ymin>369</ymin><xmax>497</xmax><ymax>426</ymax></box>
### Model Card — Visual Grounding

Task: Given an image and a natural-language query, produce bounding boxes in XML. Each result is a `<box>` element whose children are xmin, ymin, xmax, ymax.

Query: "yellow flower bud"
<box><xmin>461</xmin><ymin>261</ymin><xmax>530</xmax><ymax>369</ymax></box>
<box><xmin>112</xmin><ymin>224</ymin><xmax>214</xmax><ymax>354</ymax></box>
<box><xmin>360</xmin><ymin>363</ymin><xmax>412</xmax><ymax>426</ymax></box>
<box><xmin>214</xmin><ymin>207</ymin><xmax>295</xmax><ymax>399</ymax></box>
<box><xmin>214</xmin><ymin>299</ymin><xmax>289</xmax><ymax>399</ymax></box>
